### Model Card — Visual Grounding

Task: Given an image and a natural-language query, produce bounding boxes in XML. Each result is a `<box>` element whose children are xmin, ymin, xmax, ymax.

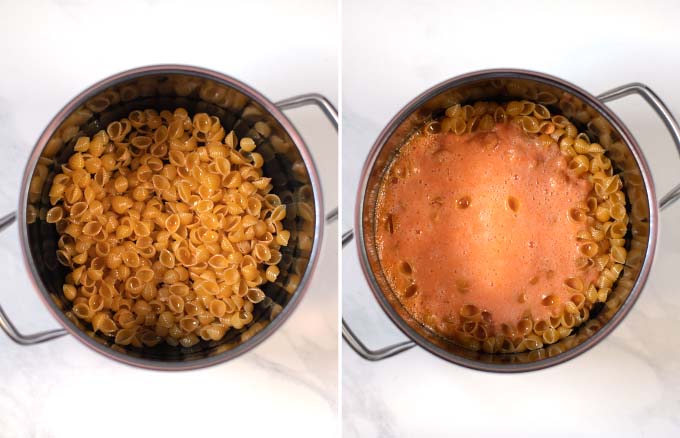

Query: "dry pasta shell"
<box><xmin>208</xmin><ymin>254</ymin><xmax>229</xmax><ymax>270</ymax></box>
<box><xmin>45</xmin><ymin>206</ymin><xmax>64</xmax><ymax>223</ymax></box>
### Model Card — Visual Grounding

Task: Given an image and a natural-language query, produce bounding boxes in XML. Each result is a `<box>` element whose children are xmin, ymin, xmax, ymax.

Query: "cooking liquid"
<box><xmin>375</xmin><ymin>122</ymin><xmax>599</xmax><ymax>338</ymax></box>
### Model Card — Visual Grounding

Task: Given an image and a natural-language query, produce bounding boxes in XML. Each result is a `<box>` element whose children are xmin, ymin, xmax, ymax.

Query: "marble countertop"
<box><xmin>342</xmin><ymin>1</ymin><xmax>680</xmax><ymax>436</ymax></box>
<box><xmin>0</xmin><ymin>1</ymin><xmax>338</xmax><ymax>437</ymax></box>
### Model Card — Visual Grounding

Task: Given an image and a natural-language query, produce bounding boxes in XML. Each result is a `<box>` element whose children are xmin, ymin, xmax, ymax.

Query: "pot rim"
<box><xmin>18</xmin><ymin>64</ymin><xmax>324</xmax><ymax>371</ymax></box>
<box><xmin>355</xmin><ymin>68</ymin><xmax>658</xmax><ymax>372</ymax></box>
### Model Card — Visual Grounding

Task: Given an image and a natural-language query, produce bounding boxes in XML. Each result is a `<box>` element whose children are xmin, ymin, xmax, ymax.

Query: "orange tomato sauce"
<box><xmin>375</xmin><ymin>122</ymin><xmax>599</xmax><ymax>338</ymax></box>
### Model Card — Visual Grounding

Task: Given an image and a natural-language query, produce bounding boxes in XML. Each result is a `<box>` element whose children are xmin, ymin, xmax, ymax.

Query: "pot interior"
<box><xmin>360</xmin><ymin>72</ymin><xmax>655</xmax><ymax>370</ymax></box>
<box><xmin>23</xmin><ymin>68</ymin><xmax>318</xmax><ymax>367</ymax></box>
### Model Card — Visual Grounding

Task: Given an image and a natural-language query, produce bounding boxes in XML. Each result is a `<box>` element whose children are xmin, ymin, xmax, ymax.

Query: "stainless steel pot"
<box><xmin>0</xmin><ymin>65</ymin><xmax>337</xmax><ymax>370</ymax></box>
<box><xmin>343</xmin><ymin>69</ymin><xmax>680</xmax><ymax>372</ymax></box>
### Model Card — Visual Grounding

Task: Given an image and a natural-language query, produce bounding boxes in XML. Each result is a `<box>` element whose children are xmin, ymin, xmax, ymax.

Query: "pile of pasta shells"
<box><xmin>47</xmin><ymin>108</ymin><xmax>289</xmax><ymax>348</ymax></box>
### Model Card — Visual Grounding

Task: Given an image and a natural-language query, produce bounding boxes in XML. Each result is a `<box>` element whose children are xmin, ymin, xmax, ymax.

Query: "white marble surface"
<box><xmin>0</xmin><ymin>1</ymin><xmax>338</xmax><ymax>437</ymax></box>
<box><xmin>342</xmin><ymin>1</ymin><xmax>680</xmax><ymax>436</ymax></box>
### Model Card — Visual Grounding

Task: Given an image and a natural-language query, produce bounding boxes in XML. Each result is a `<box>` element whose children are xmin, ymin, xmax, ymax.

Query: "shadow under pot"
<box><xmin>342</xmin><ymin>69</ymin><xmax>680</xmax><ymax>372</ymax></box>
<box><xmin>0</xmin><ymin>64</ymin><xmax>337</xmax><ymax>370</ymax></box>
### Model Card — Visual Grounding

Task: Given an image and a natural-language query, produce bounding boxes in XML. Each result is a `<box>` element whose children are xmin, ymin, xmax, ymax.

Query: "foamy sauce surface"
<box><xmin>376</xmin><ymin>123</ymin><xmax>598</xmax><ymax>335</ymax></box>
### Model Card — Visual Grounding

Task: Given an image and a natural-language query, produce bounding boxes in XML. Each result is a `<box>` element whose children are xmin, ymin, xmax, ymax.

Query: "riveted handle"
<box><xmin>598</xmin><ymin>83</ymin><xmax>680</xmax><ymax>210</ymax></box>
<box><xmin>0</xmin><ymin>212</ymin><xmax>68</xmax><ymax>345</ymax></box>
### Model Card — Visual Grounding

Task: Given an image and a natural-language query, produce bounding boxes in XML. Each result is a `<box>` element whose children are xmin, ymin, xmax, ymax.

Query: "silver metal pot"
<box><xmin>343</xmin><ymin>69</ymin><xmax>680</xmax><ymax>372</ymax></box>
<box><xmin>0</xmin><ymin>65</ymin><xmax>337</xmax><ymax>370</ymax></box>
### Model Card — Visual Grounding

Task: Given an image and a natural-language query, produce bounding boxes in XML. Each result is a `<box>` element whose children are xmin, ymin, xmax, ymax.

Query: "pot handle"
<box><xmin>276</xmin><ymin>93</ymin><xmax>339</xmax><ymax>224</ymax></box>
<box><xmin>0</xmin><ymin>212</ymin><xmax>68</xmax><ymax>345</ymax></box>
<box><xmin>341</xmin><ymin>229</ymin><xmax>416</xmax><ymax>360</ymax></box>
<box><xmin>276</xmin><ymin>93</ymin><xmax>338</xmax><ymax>129</ymax></box>
<box><xmin>597</xmin><ymin>83</ymin><xmax>680</xmax><ymax>210</ymax></box>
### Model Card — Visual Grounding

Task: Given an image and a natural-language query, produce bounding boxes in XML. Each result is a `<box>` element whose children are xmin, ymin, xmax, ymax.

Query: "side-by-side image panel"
<box><xmin>342</xmin><ymin>1</ymin><xmax>680</xmax><ymax>437</ymax></box>
<box><xmin>0</xmin><ymin>1</ymin><xmax>338</xmax><ymax>437</ymax></box>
